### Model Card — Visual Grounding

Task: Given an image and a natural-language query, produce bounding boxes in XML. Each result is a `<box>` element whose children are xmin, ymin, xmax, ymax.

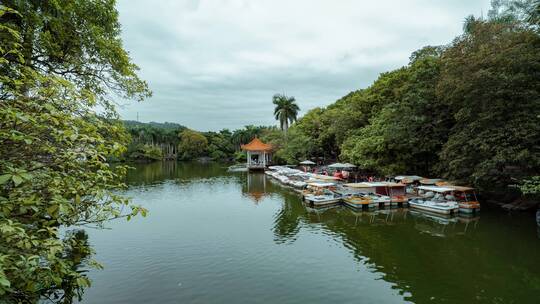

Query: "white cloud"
<box><xmin>116</xmin><ymin>0</ymin><xmax>491</xmax><ymax>131</ymax></box>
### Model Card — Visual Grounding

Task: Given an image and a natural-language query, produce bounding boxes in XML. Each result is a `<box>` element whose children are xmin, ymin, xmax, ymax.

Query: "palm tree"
<box><xmin>272</xmin><ymin>94</ymin><xmax>300</xmax><ymax>132</ymax></box>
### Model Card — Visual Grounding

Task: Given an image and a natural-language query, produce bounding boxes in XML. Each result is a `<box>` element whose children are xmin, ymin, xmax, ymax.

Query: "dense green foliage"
<box><xmin>437</xmin><ymin>19</ymin><xmax>540</xmax><ymax>191</ymax></box>
<box><xmin>123</xmin><ymin>121</ymin><xmax>185</xmax><ymax>161</ymax></box>
<box><xmin>0</xmin><ymin>1</ymin><xmax>149</xmax><ymax>302</ymax></box>
<box><xmin>178</xmin><ymin>129</ymin><xmax>208</xmax><ymax>161</ymax></box>
<box><xmin>274</xmin><ymin>5</ymin><xmax>540</xmax><ymax>198</ymax></box>
<box><xmin>121</xmin><ymin>122</ymin><xmax>272</xmax><ymax>162</ymax></box>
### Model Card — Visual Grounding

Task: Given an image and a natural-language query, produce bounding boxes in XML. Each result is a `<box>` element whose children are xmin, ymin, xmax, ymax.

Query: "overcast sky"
<box><xmin>116</xmin><ymin>0</ymin><xmax>491</xmax><ymax>131</ymax></box>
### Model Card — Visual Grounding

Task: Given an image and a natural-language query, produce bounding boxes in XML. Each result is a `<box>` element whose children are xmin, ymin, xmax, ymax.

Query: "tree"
<box><xmin>437</xmin><ymin>20</ymin><xmax>540</xmax><ymax>191</ymax></box>
<box><xmin>178</xmin><ymin>129</ymin><xmax>208</xmax><ymax>160</ymax></box>
<box><xmin>0</xmin><ymin>0</ymin><xmax>150</xmax><ymax>102</ymax></box>
<box><xmin>272</xmin><ymin>94</ymin><xmax>300</xmax><ymax>132</ymax></box>
<box><xmin>230</xmin><ymin>125</ymin><xmax>268</xmax><ymax>149</ymax></box>
<box><xmin>0</xmin><ymin>3</ymin><xmax>149</xmax><ymax>302</ymax></box>
<box><xmin>341</xmin><ymin>47</ymin><xmax>451</xmax><ymax>176</ymax></box>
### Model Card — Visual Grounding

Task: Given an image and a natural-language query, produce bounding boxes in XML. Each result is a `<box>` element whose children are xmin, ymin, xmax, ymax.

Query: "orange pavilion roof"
<box><xmin>241</xmin><ymin>138</ymin><xmax>272</xmax><ymax>151</ymax></box>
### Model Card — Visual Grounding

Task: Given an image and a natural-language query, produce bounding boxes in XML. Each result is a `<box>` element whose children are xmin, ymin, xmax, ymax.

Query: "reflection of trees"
<box><xmin>272</xmin><ymin>192</ymin><xmax>305</xmax><ymax>244</ymax></box>
<box><xmin>270</xmin><ymin>192</ymin><xmax>540</xmax><ymax>304</ymax></box>
<box><xmin>41</xmin><ymin>230</ymin><xmax>93</xmax><ymax>304</ymax></box>
<box><xmin>124</xmin><ymin>161</ymin><xmax>231</xmax><ymax>186</ymax></box>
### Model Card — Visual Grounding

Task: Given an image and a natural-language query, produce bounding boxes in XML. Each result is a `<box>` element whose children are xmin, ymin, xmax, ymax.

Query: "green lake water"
<box><xmin>79</xmin><ymin>162</ymin><xmax>540</xmax><ymax>304</ymax></box>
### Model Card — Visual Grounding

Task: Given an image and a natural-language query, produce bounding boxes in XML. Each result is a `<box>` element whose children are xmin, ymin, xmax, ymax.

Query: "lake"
<box><xmin>79</xmin><ymin>162</ymin><xmax>540</xmax><ymax>304</ymax></box>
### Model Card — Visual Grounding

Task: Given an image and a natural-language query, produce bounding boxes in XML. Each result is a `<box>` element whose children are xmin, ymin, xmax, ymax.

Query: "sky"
<box><xmin>116</xmin><ymin>0</ymin><xmax>492</xmax><ymax>131</ymax></box>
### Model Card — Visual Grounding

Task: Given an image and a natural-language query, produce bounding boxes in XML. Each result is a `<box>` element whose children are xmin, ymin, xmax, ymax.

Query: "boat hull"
<box><xmin>459</xmin><ymin>207</ymin><xmax>480</xmax><ymax>214</ymax></box>
<box><xmin>342</xmin><ymin>197</ymin><xmax>377</xmax><ymax>210</ymax></box>
<box><xmin>458</xmin><ymin>202</ymin><xmax>481</xmax><ymax>214</ymax></box>
<box><xmin>409</xmin><ymin>202</ymin><xmax>459</xmax><ymax>215</ymax></box>
<box><xmin>305</xmin><ymin>198</ymin><xmax>341</xmax><ymax>207</ymax></box>
<box><xmin>343</xmin><ymin>201</ymin><xmax>377</xmax><ymax>210</ymax></box>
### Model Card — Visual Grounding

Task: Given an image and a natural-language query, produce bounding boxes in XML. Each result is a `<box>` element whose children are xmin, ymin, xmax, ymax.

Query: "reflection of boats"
<box><xmin>410</xmin><ymin>209</ymin><xmax>481</xmax><ymax>237</ymax></box>
<box><xmin>409</xmin><ymin>210</ymin><xmax>458</xmax><ymax>237</ymax></box>
<box><xmin>347</xmin><ymin>209</ymin><xmax>409</xmax><ymax>226</ymax></box>
<box><xmin>409</xmin><ymin>186</ymin><xmax>459</xmax><ymax>215</ymax></box>
<box><xmin>409</xmin><ymin>209</ymin><xmax>458</xmax><ymax>224</ymax></box>
<box><xmin>457</xmin><ymin>215</ymin><xmax>480</xmax><ymax>234</ymax></box>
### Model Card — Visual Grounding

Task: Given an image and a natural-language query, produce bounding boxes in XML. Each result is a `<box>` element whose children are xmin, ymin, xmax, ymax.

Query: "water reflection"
<box><xmin>241</xmin><ymin>173</ymin><xmax>268</xmax><ymax>204</ymax></box>
<box><xmin>40</xmin><ymin>230</ymin><xmax>93</xmax><ymax>304</ymax></box>
<box><xmin>266</xmin><ymin>187</ymin><xmax>540</xmax><ymax>304</ymax></box>
<box><xmin>124</xmin><ymin>161</ymin><xmax>233</xmax><ymax>186</ymax></box>
<box><xmin>108</xmin><ymin>162</ymin><xmax>540</xmax><ymax>304</ymax></box>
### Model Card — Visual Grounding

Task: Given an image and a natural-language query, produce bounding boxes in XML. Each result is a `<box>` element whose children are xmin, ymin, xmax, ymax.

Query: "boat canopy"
<box><xmin>299</xmin><ymin>160</ymin><xmax>316</xmax><ymax>165</ymax></box>
<box><xmin>446</xmin><ymin>185</ymin><xmax>475</xmax><ymax>192</ymax></box>
<box><xmin>307</xmin><ymin>182</ymin><xmax>335</xmax><ymax>187</ymax></box>
<box><xmin>344</xmin><ymin>182</ymin><xmax>374</xmax><ymax>188</ymax></box>
<box><xmin>395</xmin><ymin>175</ymin><xmax>423</xmax><ymax>181</ymax></box>
<box><xmin>346</xmin><ymin>182</ymin><xmax>403</xmax><ymax>187</ymax></box>
<box><xmin>364</xmin><ymin>182</ymin><xmax>404</xmax><ymax>188</ymax></box>
<box><xmin>420</xmin><ymin>178</ymin><xmax>445</xmax><ymax>185</ymax></box>
<box><xmin>310</xmin><ymin>174</ymin><xmax>340</xmax><ymax>180</ymax></box>
<box><xmin>417</xmin><ymin>185</ymin><xmax>455</xmax><ymax>193</ymax></box>
<box><xmin>328</xmin><ymin>162</ymin><xmax>356</xmax><ymax>169</ymax></box>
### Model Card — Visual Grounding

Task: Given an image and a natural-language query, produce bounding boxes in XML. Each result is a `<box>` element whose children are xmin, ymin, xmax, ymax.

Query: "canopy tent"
<box><xmin>309</xmin><ymin>174</ymin><xmax>340</xmax><ymax>181</ymax></box>
<box><xmin>420</xmin><ymin>178</ymin><xmax>445</xmax><ymax>185</ymax></box>
<box><xmin>395</xmin><ymin>175</ymin><xmax>423</xmax><ymax>181</ymax></box>
<box><xmin>345</xmin><ymin>181</ymin><xmax>405</xmax><ymax>189</ymax></box>
<box><xmin>365</xmin><ymin>182</ymin><xmax>404</xmax><ymax>188</ymax></box>
<box><xmin>446</xmin><ymin>185</ymin><xmax>475</xmax><ymax>192</ymax></box>
<box><xmin>307</xmin><ymin>182</ymin><xmax>335</xmax><ymax>188</ymax></box>
<box><xmin>342</xmin><ymin>163</ymin><xmax>357</xmax><ymax>168</ymax></box>
<box><xmin>328</xmin><ymin>163</ymin><xmax>356</xmax><ymax>169</ymax></box>
<box><xmin>344</xmin><ymin>182</ymin><xmax>373</xmax><ymax>188</ymax></box>
<box><xmin>416</xmin><ymin>185</ymin><xmax>455</xmax><ymax>193</ymax></box>
<box><xmin>299</xmin><ymin>160</ymin><xmax>316</xmax><ymax>165</ymax></box>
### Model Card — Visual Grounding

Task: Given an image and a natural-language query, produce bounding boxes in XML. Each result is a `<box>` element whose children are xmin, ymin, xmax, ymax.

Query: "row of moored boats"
<box><xmin>265</xmin><ymin>166</ymin><xmax>480</xmax><ymax>216</ymax></box>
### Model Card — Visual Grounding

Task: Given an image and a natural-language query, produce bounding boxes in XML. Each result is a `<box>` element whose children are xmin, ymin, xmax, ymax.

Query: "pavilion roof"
<box><xmin>241</xmin><ymin>138</ymin><xmax>272</xmax><ymax>151</ymax></box>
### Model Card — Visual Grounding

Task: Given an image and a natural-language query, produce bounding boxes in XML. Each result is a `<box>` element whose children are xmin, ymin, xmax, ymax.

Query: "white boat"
<box><xmin>409</xmin><ymin>198</ymin><xmax>459</xmax><ymax>215</ymax></box>
<box><xmin>409</xmin><ymin>186</ymin><xmax>459</xmax><ymax>215</ymax></box>
<box><xmin>343</xmin><ymin>183</ymin><xmax>392</xmax><ymax>207</ymax></box>
<box><xmin>302</xmin><ymin>182</ymin><xmax>341</xmax><ymax>207</ymax></box>
<box><xmin>304</xmin><ymin>192</ymin><xmax>341</xmax><ymax>207</ymax></box>
<box><xmin>342</xmin><ymin>193</ymin><xmax>378</xmax><ymax>210</ymax></box>
<box><xmin>276</xmin><ymin>175</ymin><xmax>289</xmax><ymax>184</ymax></box>
<box><xmin>288</xmin><ymin>180</ymin><xmax>307</xmax><ymax>189</ymax></box>
<box><xmin>365</xmin><ymin>193</ymin><xmax>391</xmax><ymax>207</ymax></box>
